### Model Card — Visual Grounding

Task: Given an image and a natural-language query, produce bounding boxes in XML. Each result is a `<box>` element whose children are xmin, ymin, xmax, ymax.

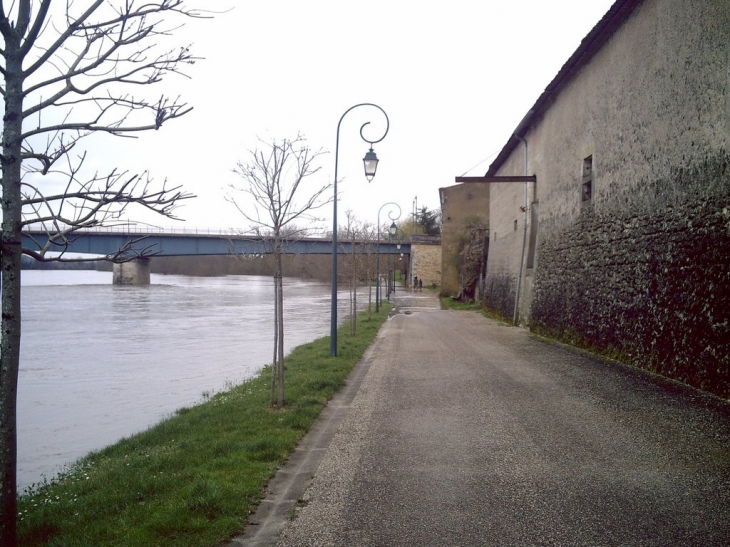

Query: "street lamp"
<box><xmin>363</xmin><ymin>148</ymin><xmax>379</xmax><ymax>181</ymax></box>
<box><xmin>330</xmin><ymin>104</ymin><xmax>389</xmax><ymax>357</ymax></box>
<box><xmin>376</xmin><ymin>209</ymin><xmax>399</xmax><ymax>312</ymax></box>
<box><xmin>387</xmin><ymin>227</ymin><xmax>404</xmax><ymax>299</ymax></box>
<box><xmin>394</xmin><ymin>238</ymin><xmax>402</xmax><ymax>294</ymax></box>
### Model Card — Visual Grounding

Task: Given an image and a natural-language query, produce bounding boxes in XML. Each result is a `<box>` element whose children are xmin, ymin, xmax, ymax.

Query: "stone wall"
<box><xmin>410</xmin><ymin>236</ymin><xmax>442</xmax><ymax>288</ymax></box>
<box><xmin>532</xmin><ymin>158</ymin><xmax>730</xmax><ymax>397</ymax></box>
<box><xmin>439</xmin><ymin>183</ymin><xmax>489</xmax><ymax>296</ymax></box>
<box><xmin>485</xmin><ymin>0</ymin><xmax>730</xmax><ymax>397</ymax></box>
<box><xmin>484</xmin><ymin>178</ymin><xmax>530</xmax><ymax>320</ymax></box>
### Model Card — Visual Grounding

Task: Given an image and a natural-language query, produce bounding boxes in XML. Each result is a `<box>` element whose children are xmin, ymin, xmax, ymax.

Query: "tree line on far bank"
<box><xmin>110</xmin><ymin>253</ymin><xmax>349</xmax><ymax>281</ymax></box>
<box><xmin>21</xmin><ymin>255</ymin><xmax>98</xmax><ymax>271</ymax></box>
<box><xmin>23</xmin><ymin>252</ymin><xmax>400</xmax><ymax>284</ymax></box>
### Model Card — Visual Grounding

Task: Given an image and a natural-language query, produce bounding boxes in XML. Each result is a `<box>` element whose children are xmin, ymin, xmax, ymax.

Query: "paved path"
<box><xmin>241</xmin><ymin>290</ymin><xmax>730</xmax><ymax>546</ymax></box>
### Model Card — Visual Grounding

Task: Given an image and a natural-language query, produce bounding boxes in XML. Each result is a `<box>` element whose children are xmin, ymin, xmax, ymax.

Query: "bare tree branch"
<box><xmin>0</xmin><ymin>3</ymin><xmax>210</xmax><ymax>543</ymax></box>
<box><xmin>227</xmin><ymin>134</ymin><xmax>332</xmax><ymax>408</ymax></box>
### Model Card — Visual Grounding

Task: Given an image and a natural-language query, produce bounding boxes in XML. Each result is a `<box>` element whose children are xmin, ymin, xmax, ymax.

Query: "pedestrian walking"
<box><xmin>419</xmin><ymin>278</ymin><xmax>423</xmax><ymax>290</ymax></box>
<box><xmin>413</xmin><ymin>276</ymin><xmax>418</xmax><ymax>290</ymax></box>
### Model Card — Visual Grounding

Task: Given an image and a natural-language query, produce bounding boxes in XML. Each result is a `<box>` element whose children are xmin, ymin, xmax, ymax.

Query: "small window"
<box><xmin>494</xmin><ymin>231</ymin><xmax>497</xmax><ymax>241</ymax></box>
<box><xmin>582</xmin><ymin>155</ymin><xmax>593</xmax><ymax>202</ymax></box>
<box><xmin>514</xmin><ymin>219</ymin><xmax>518</xmax><ymax>231</ymax></box>
<box><xmin>582</xmin><ymin>181</ymin><xmax>592</xmax><ymax>201</ymax></box>
<box><xmin>582</xmin><ymin>155</ymin><xmax>593</xmax><ymax>179</ymax></box>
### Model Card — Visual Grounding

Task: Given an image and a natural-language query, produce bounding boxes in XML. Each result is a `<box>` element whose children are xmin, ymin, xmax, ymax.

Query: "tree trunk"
<box><xmin>271</xmin><ymin>272</ymin><xmax>279</xmax><ymax>406</ymax></box>
<box><xmin>0</xmin><ymin>37</ymin><xmax>25</xmax><ymax>547</ymax></box>
<box><xmin>349</xmin><ymin>265</ymin><xmax>354</xmax><ymax>335</ymax></box>
<box><xmin>352</xmin><ymin>258</ymin><xmax>357</xmax><ymax>335</ymax></box>
<box><xmin>274</xmin><ymin>236</ymin><xmax>285</xmax><ymax>408</ymax></box>
<box><xmin>367</xmin><ymin>269</ymin><xmax>372</xmax><ymax>321</ymax></box>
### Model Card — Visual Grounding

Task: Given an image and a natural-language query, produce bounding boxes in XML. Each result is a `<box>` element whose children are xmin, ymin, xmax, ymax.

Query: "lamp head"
<box><xmin>389</xmin><ymin>221</ymin><xmax>397</xmax><ymax>236</ymax></box>
<box><xmin>363</xmin><ymin>148</ymin><xmax>379</xmax><ymax>182</ymax></box>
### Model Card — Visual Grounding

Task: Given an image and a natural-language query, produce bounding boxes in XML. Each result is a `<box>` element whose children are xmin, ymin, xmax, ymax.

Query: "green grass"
<box><xmin>440</xmin><ymin>296</ymin><xmax>518</xmax><ymax>325</ymax></box>
<box><xmin>439</xmin><ymin>295</ymin><xmax>482</xmax><ymax>311</ymax></box>
<box><xmin>17</xmin><ymin>304</ymin><xmax>391</xmax><ymax>547</ymax></box>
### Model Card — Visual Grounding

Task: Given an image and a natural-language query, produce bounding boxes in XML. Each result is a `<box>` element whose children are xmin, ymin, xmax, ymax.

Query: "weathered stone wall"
<box><xmin>484</xmin><ymin>175</ymin><xmax>530</xmax><ymax>320</ymax></box>
<box><xmin>486</xmin><ymin>0</ymin><xmax>730</xmax><ymax>396</ymax></box>
<box><xmin>439</xmin><ymin>183</ymin><xmax>490</xmax><ymax>296</ymax></box>
<box><xmin>410</xmin><ymin>237</ymin><xmax>442</xmax><ymax>288</ymax></box>
<box><xmin>531</xmin><ymin>158</ymin><xmax>730</xmax><ymax>397</ymax></box>
<box><xmin>484</xmin><ymin>268</ymin><xmax>517</xmax><ymax>321</ymax></box>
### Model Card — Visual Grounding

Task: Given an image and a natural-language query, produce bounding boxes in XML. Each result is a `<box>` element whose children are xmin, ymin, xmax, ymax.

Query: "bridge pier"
<box><xmin>113</xmin><ymin>258</ymin><xmax>151</xmax><ymax>285</ymax></box>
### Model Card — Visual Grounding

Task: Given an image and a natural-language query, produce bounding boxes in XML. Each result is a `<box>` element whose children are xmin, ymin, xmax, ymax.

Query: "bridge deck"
<box><xmin>21</xmin><ymin>230</ymin><xmax>410</xmax><ymax>257</ymax></box>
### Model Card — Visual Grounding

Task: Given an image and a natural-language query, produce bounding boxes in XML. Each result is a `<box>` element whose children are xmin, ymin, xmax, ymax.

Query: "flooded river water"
<box><xmin>18</xmin><ymin>271</ymin><xmax>368</xmax><ymax>490</ymax></box>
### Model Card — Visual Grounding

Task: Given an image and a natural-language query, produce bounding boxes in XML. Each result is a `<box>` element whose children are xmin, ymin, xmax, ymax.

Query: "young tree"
<box><xmin>339</xmin><ymin>211</ymin><xmax>374</xmax><ymax>335</ymax></box>
<box><xmin>228</xmin><ymin>135</ymin><xmax>330</xmax><ymax>408</ymax></box>
<box><xmin>358</xmin><ymin>221</ymin><xmax>378</xmax><ymax>319</ymax></box>
<box><xmin>0</xmin><ymin>2</ymin><xmax>205</xmax><ymax>543</ymax></box>
<box><xmin>340</xmin><ymin>210</ymin><xmax>358</xmax><ymax>335</ymax></box>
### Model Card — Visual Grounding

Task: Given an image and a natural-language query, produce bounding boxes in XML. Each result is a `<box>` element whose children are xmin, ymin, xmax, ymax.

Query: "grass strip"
<box><xmin>439</xmin><ymin>295</ymin><xmax>483</xmax><ymax>311</ymax></box>
<box><xmin>440</xmin><ymin>296</ymin><xmax>516</xmax><ymax>324</ymax></box>
<box><xmin>18</xmin><ymin>303</ymin><xmax>391</xmax><ymax>547</ymax></box>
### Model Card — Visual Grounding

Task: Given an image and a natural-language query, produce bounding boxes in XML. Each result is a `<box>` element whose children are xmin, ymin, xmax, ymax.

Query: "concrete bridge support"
<box><xmin>113</xmin><ymin>258</ymin><xmax>151</xmax><ymax>285</ymax></box>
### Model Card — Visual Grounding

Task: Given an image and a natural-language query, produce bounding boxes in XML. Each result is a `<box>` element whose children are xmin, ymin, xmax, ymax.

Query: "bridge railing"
<box><xmin>22</xmin><ymin>223</ymin><xmax>412</xmax><ymax>247</ymax></box>
<box><xmin>23</xmin><ymin>223</ymin><xmax>330</xmax><ymax>238</ymax></box>
<box><xmin>23</xmin><ymin>222</ymin><xmax>246</xmax><ymax>236</ymax></box>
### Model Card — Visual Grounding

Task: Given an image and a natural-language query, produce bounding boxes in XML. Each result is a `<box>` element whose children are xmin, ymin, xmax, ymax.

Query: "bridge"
<box><xmin>21</xmin><ymin>226</ymin><xmax>411</xmax><ymax>285</ymax></box>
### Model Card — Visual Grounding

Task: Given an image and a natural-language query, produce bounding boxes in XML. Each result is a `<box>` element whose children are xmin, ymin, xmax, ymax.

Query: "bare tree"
<box><xmin>228</xmin><ymin>135</ymin><xmax>330</xmax><ymax>408</ymax></box>
<box><xmin>339</xmin><ymin>213</ymin><xmax>379</xmax><ymax>329</ymax></box>
<box><xmin>358</xmin><ymin>221</ymin><xmax>378</xmax><ymax>319</ymax></box>
<box><xmin>340</xmin><ymin>210</ymin><xmax>359</xmax><ymax>335</ymax></box>
<box><xmin>0</xmin><ymin>2</ymin><xmax>207</xmax><ymax>543</ymax></box>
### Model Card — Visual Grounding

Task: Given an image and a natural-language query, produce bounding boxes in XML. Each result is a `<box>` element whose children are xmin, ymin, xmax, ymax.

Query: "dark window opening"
<box><xmin>582</xmin><ymin>155</ymin><xmax>593</xmax><ymax>202</ymax></box>
<box><xmin>582</xmin><ymin>180</ymin><xmax>592</xmax><ymax>201</ymax></box>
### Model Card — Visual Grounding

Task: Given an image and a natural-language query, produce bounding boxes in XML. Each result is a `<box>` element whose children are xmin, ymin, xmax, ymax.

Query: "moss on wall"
<box><xmin>484</xmin><ymin>272</ymin><xmax>516</xmax><ymax>322</ymax></box>
<box><xmin>530</xmin><ymin>156</ymin><xmax>730</xmax><ymax>398</ymax></box>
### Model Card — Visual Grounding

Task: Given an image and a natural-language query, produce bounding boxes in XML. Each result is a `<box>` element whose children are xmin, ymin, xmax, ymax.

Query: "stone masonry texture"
<box><xmin>484</xmin><ymin>0</ymin><xmax>730</xmax><ymax>397</ymax></box>
<box><xmin>531</xmin><ymin>158</ymin><xmax>730</xmax><ymax>397</ymax></box>
<box><xmin>410</xmin><ymin>239</ymin><xmax>442</xmax><ymax>288</ymax></box>
<box><xmin>439</xmin><ymin>183</ymin><xmax>490</xmax><ymax>296</ymax></box>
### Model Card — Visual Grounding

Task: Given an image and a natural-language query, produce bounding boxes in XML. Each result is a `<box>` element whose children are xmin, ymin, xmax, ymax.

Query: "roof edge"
<box><xmin>485</xmin><ymin>0</ymin><xmax>644</xmax><ymax>176</ymax></box>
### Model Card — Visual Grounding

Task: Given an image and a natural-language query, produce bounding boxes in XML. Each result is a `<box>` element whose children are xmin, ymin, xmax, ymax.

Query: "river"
<box><xmin>17</xmin><ymin>271</ymin><xmax>371</xmax><ymax>491</ymax></box>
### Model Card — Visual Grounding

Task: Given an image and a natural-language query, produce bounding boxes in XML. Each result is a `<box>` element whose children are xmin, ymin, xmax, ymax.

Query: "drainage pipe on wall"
<box><xmin>513</xmin><ymin>133</ymin><xmax>529</xmax><ymax>325</ymax></box>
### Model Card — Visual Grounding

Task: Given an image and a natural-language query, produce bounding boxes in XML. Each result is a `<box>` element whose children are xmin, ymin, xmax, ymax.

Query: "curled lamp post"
<box><xmin>393</xmin><ymin>230</ymin><xmax>404</xmax><ymax>294</ymax></box>
<box><xmin>331</xmin><ymin>104</ymin><xmax>390</xmax><ymax>357</ymax></box>
<box><xmin>387</xmin><ymin>227</ymin><xmax>404</xmax><ymax>299</ymax></box>
<box><xmin>375</xmin><ymin>206</ymin><xmax>400</xmax><ymax>313</ymax></box>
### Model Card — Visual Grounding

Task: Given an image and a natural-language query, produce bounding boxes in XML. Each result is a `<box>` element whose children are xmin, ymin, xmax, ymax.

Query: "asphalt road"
<box><xmin>253</xmin><ymin>290</ymin><xmax>730</xmax><ymax>546</ymax></box>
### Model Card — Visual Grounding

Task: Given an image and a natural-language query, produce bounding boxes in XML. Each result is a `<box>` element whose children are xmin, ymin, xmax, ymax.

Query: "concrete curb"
<box><xmin>229</xmin><ymin>329</ymin><xmax>384</xmax><ymax>546</ymax></box>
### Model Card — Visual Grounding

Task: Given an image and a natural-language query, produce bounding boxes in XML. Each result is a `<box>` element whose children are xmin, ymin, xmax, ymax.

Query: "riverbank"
<box><xmin>19</xmin><ymin>272</ymin><xmax>361</xmax><ymax>490</ymax></box>
<box><xmin>17</xmin><ymin>304</ymin><xmax>391</xmax><ymax>547</ymax></box>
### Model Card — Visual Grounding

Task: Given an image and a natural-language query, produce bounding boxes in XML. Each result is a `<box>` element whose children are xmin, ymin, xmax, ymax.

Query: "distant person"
<box><xmin>413</xmin><ymin>276</ymin><xmax>418</xmax><ymax>290</ymax></box>
<box><xmin>419</xmin><ymin>279</ymin><xmax>423</xmax><ymax>291</ymax></box>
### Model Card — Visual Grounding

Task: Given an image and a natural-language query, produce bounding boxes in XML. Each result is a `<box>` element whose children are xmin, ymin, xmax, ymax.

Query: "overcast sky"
<box><xmin>102</xmin><ymin>0</ymin><xmax>617</xmax><ymax>232</ymax></box>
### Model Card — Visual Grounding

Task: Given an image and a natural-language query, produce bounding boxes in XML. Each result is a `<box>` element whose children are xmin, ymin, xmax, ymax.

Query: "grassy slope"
<box><xmin>18</xmin><ymin>304</ymin><xmax>391</xmax><ymax>547</ymax></box>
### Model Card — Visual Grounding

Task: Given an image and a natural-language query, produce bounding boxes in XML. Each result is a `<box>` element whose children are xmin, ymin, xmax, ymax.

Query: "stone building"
<box><xmin>409</xmin><ymin>235</ymin><xmax>442</xmax><ymax>289</ymax></box>
<box><xmin>466</xmin><ymin>0</ymin><xmax>729</xmax><ymax>397</ymax></box>
<box><xmin>439</xmin><ymin>183</ymin><xmax>489</xmax><ymax>297</ymax></box>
